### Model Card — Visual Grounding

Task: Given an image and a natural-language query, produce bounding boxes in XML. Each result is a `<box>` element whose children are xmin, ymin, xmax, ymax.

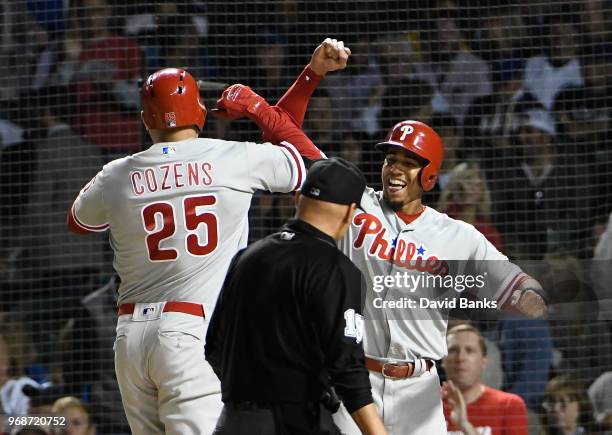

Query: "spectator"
<box><xmin>153</xmin><ymin>14</ymin><xmax>217</xmax><ymax>81</ymax></box>
<box><xmin>376</xmin><ymin>33</ymin><xmax>418</xmax><ymax>88</ymax></box>
<box><xmin>462</xmin><ymin>8</ymin><xmax>528</xmax><ymax>168</ymax></box>
<box><xmin>413</xmin><ymin>1</ymin><xmax>492</xmax><ymax>124</ymax></box>
<box><xmin>438</xmin><ymin>162</ymin><xmax>504</xmax><ymax>251</ymax></box>
<box><xmin>492</xmin><ymin>109</ymin><xmax>591</xmax><ymax>259</ymax></box>
<box><xmin>581</xmin><ymin>44</ymin><xmax>611</xmax><ymax>105</ymax></box>
<box><xmin>251</xmin><ymin>30</ymin><xmax>289</xmax><ymax>103</ymax></box>
<box><xmin>0</xmin><ymin>118</ymin><xmax>32</xmax><ymax>282</ymax></box>
<box><xmin>578</xmin><ymin>0</ymin><xmax>612</xmax><ymax>46</ymax></box>
<box><xmin>52</xmin><ymin>396</ymin><xmax>96</xmax><ymax>435</ymax></box>
<box><xmin>541</xmin><ymin>253</ymin><xmax>611</xmax><ymax>384</ymax></box>
<box><xmin>426</xmin><ymin>114</ymin><xmax>462</xmax><ymax>205</ymax></box>
<box><xmin>303</xmin><ymin>88</ymin><xmax>337</xmax><ymax>149</ymax></box>
<box><xmin>325</xmin><ymin>33</ymin><xmax>383</xmax><ymax>135</ymax></box>
<box><xmin>442</xmin><ymin>324</ymin><xmax>528</xmax><ymax>435</ymax></box>
<box><xmin>518</xmin><ymin>15</ymin><xmax>584</xmax><ymax>111</ymax></box>
<box><xmin>10</xmin><ymin>427</ymin><xmax>51</xmax><ymax>435</ymax></box>
<box><xmin>591</xmin><ymin>211</ymin><xmax>612</xmax><ymax>320</ymax></box>
<box><xmin>21</xmin><ymin>86</ymin><xmax>107</xmax><ymax>280</ymax></box>
<box><xmin>475</xmin><ymin>7</ymin><xmax>529</xmax><ymax>66</ymax></box>
<box><xmin>49</xmin><ymin>6</ymin><xmax>83</xmax><ymax>87</ymax></box>
<box><xmin>73</xmin><ymin>0</ymin><xmax>143</xmax><ymax>158</ymax></box>
<box><xmin>0</xmin><ymin>320</ymin><xmax>45</xmax><ymax>417</ymax></box>
<box><xmin>588</xmin><ymin>372</ymin><xmax>612</xmax><ymax>433</ymax></box>
<box><xmin>364</xmin><ymin>33</ymin><xmax>420</xmax><ymax>136</ymax></box>
<box><xmin>429</xmin><ymin>114</ymin><xmax>461</xmax><ymax>175</ymax></box>
<box><xmin>61</xmin><ymin>276</ymin><xmax>130</xmax><ymax>434</ymax></box>
<box><xmin>0</xmin><ymin>1</ymin><xmax>56</xmax><ymax>101</ymax></box>
<box><xmin>378</xmin><ymin>77</ymin><xmax>434</xmax><ymax>133</ymax></box>
<box><xmin>554</xmin><ymin>85</ymin><xmax>611</xmax><ymax>224</ymax></box>
<box><xmin>485</xmin><ymin>317</ymin><xmax>553</xmax><ymax>412</ymax></box>
<box><xmin>23</xmin><ymin>384</ymin><xmax>65</xmax><ymax>417</ymax></box>
<box><xmin>553</xmin><ymin>86</ymin><xmax>608</xmax><ymax>157</ymax></box>
<box><xmin>541</xmin><ymin>375</ymin><xmax>595</xmax><ymax>435</ymax></box>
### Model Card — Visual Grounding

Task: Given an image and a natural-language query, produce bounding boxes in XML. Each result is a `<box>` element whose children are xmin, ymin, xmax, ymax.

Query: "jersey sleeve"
<box><xmin>504</xmin><ymin>393</ymin><xmax>529</xmax><ymax>435</ymax></box>
<box><xmin>275</xmin><ymin>65</ymin><xmax>322</xmax><ymax>128</ymax></box>
<box><xmin>244</xmin><ymin>140</ymin><xmax>306</xmax><ymax>193</ymax></box>
<box><xmin>465</xmin><ymin>223</ymin><xmax>524</xmax><ymax>307</ymax></box>
<box><xmin>309</xmin><ymin>257</ymin><xmax>373</xmax><ymax>414</ymax></box>
<box><xmin>68</xmin><ymin>169</ymin><xmax>109</xmax><ymax>233</ymax></box>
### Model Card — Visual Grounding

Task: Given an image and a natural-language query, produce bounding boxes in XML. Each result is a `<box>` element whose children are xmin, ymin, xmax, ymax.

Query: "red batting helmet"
<box><xmin>141</xmin><ymin>68</ymin><xmax>206</xmax><ymax>131</ymax></box>
<box><xmin>375</xmin><ymin>120</ymin><xmax>444</xmax><ymax>191</ymax></box>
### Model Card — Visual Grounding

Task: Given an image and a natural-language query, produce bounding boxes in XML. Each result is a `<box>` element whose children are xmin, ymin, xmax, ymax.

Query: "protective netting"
<box><xmin>0</xmin><ymin>1</ymin><xmax>610</xmax><ymax>434</ymax></box>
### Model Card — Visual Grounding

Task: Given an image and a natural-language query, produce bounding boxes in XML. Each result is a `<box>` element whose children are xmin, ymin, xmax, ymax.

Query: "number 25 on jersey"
<box><xmin>141</xmin><ymin>194</ymin><xmax>219</xmax><ymax>262</ymax></box>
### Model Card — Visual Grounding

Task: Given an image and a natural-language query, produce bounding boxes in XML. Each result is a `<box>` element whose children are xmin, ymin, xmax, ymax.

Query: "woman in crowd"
<box><xmin>541</xmin><ymin>375</ymin><xmax>595</xmax><ymax>435</ymax></box>
<box><xmin>51</xmin><ymin>397</ymin><xmax>95</xmax><ymax>435</ymax></box>
<box><xmin>437</xmin><ymin>161</ymin><xmax>504</xmax><ymax>251</ymax></box>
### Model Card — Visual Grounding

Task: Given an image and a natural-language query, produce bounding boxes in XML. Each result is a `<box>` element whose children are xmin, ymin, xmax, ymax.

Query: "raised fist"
<box><xmin>309</xmin><ymin>37</ymin><xmax>352</xmax><ymax>76</ymax></box>
<box><xmin>212</xmin><ymin>84</ymin><xmax>269</xmax><ymax>120</ymax></box>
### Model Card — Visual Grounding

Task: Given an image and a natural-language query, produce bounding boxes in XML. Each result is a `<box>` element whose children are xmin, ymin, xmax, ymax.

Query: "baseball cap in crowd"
<box><xmin>301</xmin><ymin>157</ymin><xmax>366</xmax><ymax>207</ymax></box>
<box><xmin>522</xmin><ymin>109</ymin><xmax>556</xmax><ymax>136</ymax></box>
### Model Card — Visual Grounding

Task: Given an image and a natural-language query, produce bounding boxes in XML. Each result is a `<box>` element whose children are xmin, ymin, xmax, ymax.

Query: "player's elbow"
<box><xmin>66</xmin><ymin>207</ymin><xmax>92</xmax><ymax>235</ymax></box>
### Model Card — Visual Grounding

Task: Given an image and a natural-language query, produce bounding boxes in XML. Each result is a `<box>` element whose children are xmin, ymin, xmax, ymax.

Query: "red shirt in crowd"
<box><xmin>76</xmin><ymin>36</ymin><xmax>143</xmax><ymax>152</ymax></box>
<box><xmin>444</xmin><ymin>386</ymin><xmax>528</xmax><ymax>435</ymax></box>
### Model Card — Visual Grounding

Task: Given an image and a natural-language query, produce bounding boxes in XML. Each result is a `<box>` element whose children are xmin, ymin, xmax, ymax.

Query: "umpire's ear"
<box><xmin>344</xmin><ymin>203</ymin><xmax>357</xmax><ymax>223</ymax></box>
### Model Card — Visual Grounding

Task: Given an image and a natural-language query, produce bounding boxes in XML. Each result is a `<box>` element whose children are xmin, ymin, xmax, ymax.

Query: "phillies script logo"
<box><xmin>353</xmin><ymin>213</ymin><xmax>449</xmax><ymax>276</ymax></box>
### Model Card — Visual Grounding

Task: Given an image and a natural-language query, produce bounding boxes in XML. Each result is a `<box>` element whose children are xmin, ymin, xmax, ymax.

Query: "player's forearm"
<box><xmin>503</xmin><ymin>275</ymin><xmax>548</xmax><ymax>318</ymax></box>
<box><xmin>251</xmin><ymin>105</ymin><xmax>325</xmax><ymax>160</ymax></box>
<box><xmin>274</xmin><ymin>65</ymin><xmax>323</xmax><ymax>128</ymax></box>
<box><xmin>351</xmin><ymin>403</ymin><xmax>387</xmax><ymax>435</ymax></box>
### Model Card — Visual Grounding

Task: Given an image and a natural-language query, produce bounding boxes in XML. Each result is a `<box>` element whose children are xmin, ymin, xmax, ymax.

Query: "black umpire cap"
<box><xmin>301</xmin><ymin>157</ymin><xmax>366</xmax><ymax>206</ymax></box>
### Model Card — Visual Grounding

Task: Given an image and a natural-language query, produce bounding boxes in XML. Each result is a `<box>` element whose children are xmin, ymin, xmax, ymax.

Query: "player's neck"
<box><xmin>150</xmin><ymin>127</ymin><xmax>199</xmax><ymax>144</ymax></box>
<box><xmin>398</xmin><ymin>198</ymin><xmax>424</xmax><ymax>215</ymax></box>
<box><xmin>461</xmin><ymin>383</ymin><xmax>485</xmax><ymax>405</ymax></box>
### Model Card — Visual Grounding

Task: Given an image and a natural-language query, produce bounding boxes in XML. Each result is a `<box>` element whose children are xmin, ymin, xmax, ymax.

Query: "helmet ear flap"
<box><xmin>420</xmin><ymin>168</ymin><xmax>438</xmax><ymax>191</ymax></box>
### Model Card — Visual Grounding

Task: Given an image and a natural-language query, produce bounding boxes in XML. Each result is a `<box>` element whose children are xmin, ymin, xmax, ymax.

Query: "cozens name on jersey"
<box><xmin>131</xmin><ymin>161</ymin><xmax>213</xmax><ymax>195</ymax></box>
<box><xmin>372</xmin><ymin>297</ymin><xmax>498</xmax><ymax>310</ymax></box>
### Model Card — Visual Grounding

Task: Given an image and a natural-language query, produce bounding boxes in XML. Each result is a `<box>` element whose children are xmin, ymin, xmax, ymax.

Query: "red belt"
<box><xmin>365</xmin><ymin>357</ymin><xmax>433</xmax><ymax>379</ymax></box>
<box><xmin>118</xmin><ymin>301</ymin><xmax>205</xmax><ymax>317</ymax></box>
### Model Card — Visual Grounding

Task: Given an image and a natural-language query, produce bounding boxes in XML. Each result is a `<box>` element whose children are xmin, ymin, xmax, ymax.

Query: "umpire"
<box><xmin>206</xmin><ymin>158</ymin><xmax>386</xmax><ymax>435</ymax></box>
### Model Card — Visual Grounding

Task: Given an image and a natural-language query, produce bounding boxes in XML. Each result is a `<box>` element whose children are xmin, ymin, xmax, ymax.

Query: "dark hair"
<box><xmin>13</xmin><ymin>428</ymin><xmax>50</xmax><ymax>435</ymax></box>
<box><xmin>541</xmin><ymin>375</ymin><xmax>595</xmax><ymax>434</ymax></box>
<box><xmin>380</xmin><ymin>78</ymin><xmax>434</xmax><ymax>131</ymax></box>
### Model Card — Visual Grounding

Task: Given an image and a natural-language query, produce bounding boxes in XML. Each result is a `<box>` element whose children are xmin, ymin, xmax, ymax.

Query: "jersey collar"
<box><xmin>396</xmin><ymin>206</ymin><xmax>427</xmax><ymax>225</ymax></box>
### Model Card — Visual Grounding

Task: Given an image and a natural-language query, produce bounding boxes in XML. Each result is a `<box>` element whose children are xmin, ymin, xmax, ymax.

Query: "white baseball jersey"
<box><xmin>71</xmin><ymin>138</ymin><xmax>305</xmax><ymax>307</ymax></box>
<box><xmin>340</xmin><ymin>187</ymin><xmax>524</xmax><ymax>362</ymax></box>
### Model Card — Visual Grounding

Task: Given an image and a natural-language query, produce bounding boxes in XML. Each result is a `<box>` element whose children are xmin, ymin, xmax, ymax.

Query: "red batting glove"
<box><xmin>211</xmin><ymin>84</ymin><xmax>269</xmax><ymax>120</ymax></box>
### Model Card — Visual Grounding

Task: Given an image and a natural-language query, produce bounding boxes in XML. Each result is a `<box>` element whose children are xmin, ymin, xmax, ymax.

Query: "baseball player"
<box><xmin>248</xmin><ymin>65</ymin><xmax>548</xmax><ymax>434</ymax></box>
<box><xmin>66</xmin><ymin>39</ymin><xmax>350</xmax><ymax>435</ymax></box>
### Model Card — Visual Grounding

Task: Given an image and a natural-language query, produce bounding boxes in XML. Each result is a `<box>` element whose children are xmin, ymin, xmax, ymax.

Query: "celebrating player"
<box><xmin>67</xmin><ymin>39</ymin><xmax>350</xmax><ymax>435</ymax></box>
<box><xmin>233</xmin><ymin>47</ymin><xmax>548</xmax><ymax>434</ymax></box>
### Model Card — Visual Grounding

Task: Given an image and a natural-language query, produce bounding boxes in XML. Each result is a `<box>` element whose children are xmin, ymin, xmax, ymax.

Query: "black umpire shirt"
<box><xmin>205</xmin><ymin>219</ymin><xmax>373</xmax><ymax>414</ymax></box>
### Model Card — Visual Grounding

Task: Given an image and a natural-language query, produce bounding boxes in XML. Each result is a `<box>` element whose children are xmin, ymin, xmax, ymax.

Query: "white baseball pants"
<box><xmin>333</xmin><ymin>365</ymin><xmax>447</xmax><ymax>435</ymax></box>
<box><xmin>113</xmin><ymin>302</ymin><xmax>222</xmax><ymax>435</ymax></box>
